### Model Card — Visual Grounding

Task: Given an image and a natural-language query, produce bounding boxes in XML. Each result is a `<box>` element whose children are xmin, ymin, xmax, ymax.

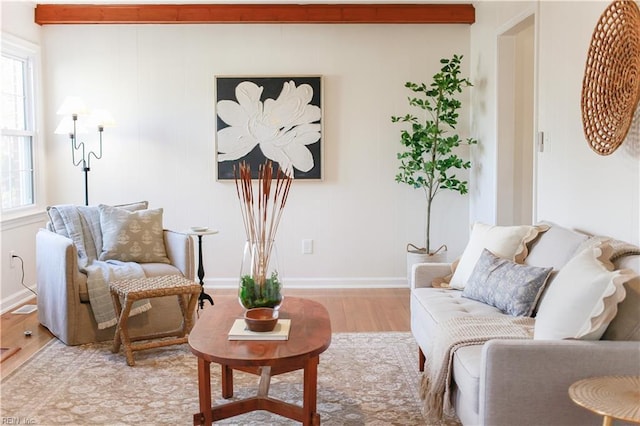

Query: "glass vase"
<box><xmin>238</xmin><ymin>239</ymin><xmax>284</xmax><ymax>310</ymax></box>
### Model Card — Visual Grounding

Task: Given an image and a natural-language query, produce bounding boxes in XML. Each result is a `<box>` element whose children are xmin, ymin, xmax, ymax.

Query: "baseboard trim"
<box><xmin>203</xmin><ymin>277</ymin><xmax>408</xmax><ymax>289</ymax></box>
<box><xmin>1</xmin><ymin>288</ymin><xmax>37</xmax><ymax>315</ymax></box>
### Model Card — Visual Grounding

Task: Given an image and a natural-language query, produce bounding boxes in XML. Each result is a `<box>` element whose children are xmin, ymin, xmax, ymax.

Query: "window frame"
<box><xmin>1</xmin><ymin>33</ymin><xmax>45</xmax><ymax>223</ymax></box>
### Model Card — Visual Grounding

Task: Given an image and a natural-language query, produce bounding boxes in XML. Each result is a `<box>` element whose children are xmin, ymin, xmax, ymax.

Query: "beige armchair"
<box><xmin>37</xmin><ymin>214</ymin><xmax>195</xmax><ymax>346</ymax></box>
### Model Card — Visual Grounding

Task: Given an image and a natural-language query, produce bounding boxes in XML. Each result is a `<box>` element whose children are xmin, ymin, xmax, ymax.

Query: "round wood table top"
<box><xmin>569</xmin><ymin>376</ymin><xmax>640</xmax><ymax>424</ymax></box>
<box><xmin>188</xmin><ymin>297</ymin><xmax>332</xmax><ymax>367</ymax></box>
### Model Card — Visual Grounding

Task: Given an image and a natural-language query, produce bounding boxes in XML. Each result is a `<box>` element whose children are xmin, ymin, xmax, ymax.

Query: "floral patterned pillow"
<box><xmin>98</xmin><ymin>205</ymin><xmax>170</xmax><ymax>264</ymax></box>
<box><xmin>462</xmin><ymin>249</ymin><xmax>553</xmax><ymax>316</ymax></box>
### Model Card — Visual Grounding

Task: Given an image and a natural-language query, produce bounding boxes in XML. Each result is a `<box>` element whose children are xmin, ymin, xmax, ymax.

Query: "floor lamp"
<box><xmin>54</xmin><ymin>97</ymin><xmax>114</xmax><ymax>206</ymax></box>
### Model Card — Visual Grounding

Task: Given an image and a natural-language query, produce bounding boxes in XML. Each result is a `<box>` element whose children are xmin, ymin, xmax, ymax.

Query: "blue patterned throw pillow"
<box><xmin>462</xmin><ymin>249</ymin><xmax>553</xmax><ymax>316</ymax></box>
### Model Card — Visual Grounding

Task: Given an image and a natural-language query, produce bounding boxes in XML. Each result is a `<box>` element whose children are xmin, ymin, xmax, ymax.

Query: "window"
<box><xmin>1</xmin><ymin>35</ymin><xmax>38</xmax><ymax>212</ymax></box>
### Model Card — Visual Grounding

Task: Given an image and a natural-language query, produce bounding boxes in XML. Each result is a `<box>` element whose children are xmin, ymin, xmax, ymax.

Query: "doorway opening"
<box><xmin>496</xmin><ymin>14</ymin><xmax>536</xmax><ymax>225</ymax></box>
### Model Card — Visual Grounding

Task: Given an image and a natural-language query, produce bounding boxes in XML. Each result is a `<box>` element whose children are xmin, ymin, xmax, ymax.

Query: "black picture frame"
<box><xmin>215</xmin><ymin>76</ymin><xmax>323</xmax><ymax>180</ymax></box>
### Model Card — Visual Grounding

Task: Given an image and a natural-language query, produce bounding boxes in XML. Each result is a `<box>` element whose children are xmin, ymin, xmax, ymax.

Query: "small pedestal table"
<box><xmin>186</xmin><ymin>228</ymin><xmax>218</xmax><ymax>309</ymax></box>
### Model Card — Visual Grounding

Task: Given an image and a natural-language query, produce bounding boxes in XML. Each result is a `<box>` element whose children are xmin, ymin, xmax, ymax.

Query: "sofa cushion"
<box><xmin>576</xmin><ymin>236</ymin><xmax>640</xmax><ymax>262</ymax></box>
<box><xmin>449</xmin><ymin>223</ymin><xmax>546</xmax><ymax>290</ymax></box>
<box><xmin>46</xmin><ymin>205</ymin><xmax>70</xmax><ymax>237</ymax></box>
<box><xmin>117</xmin><ymin>200</ymin><xmax>150</xmax><ymax>212</ymax></box>
<box><xmin>452</xmin><ymin>345</ymin><xmax>483</xmax><ymax>418</ymax></box>
<box><xmin>410</xmin><ymin>286</ymin><xmax>507</xmax><ymax>418</ymax></box>
<box><xmin>534</xmin><ymin>244</ymin><xmax>635</xmax><ymax>340</ymax></box>
<box><xmin>99</xmin><ymin>205</ymin><xmax>170</xmax><ymax>264</ymax></box>
<box><xmin>591</xmin><ymin>241</ymin><xmax>640</xmax><ymax>341</ymax></box>
<box><xmin>47</xmin><ymin>201</ymin><xmax>149</xmax><ymax>240</ymax></box>
<box><xmin>412</xmin><ymin>288</ymin><xmax>504</xmax><ymax>342</ymax></box>
<box><xmin>140</xmin><ymin>263</ymin><xmax>183</xmax><ymax>277</ymax></box>
<box><xmin>603</xmin><ymin>255</ymin><xmax>640</xmax><ymax>341</ymax></box>
<box><xmin>526</xmin><ymin>222</ymin><xmax>591</xmax><ymax>314</ymax></box>
<box><xmin>462</xmin><ymin>249</ymin><xmax>553</xmax><ymax>316</ymax></box>
<box><xmin>525</xmin><ymin>221</ymin><xmax>589</xmax><ymax>270</ymax></box>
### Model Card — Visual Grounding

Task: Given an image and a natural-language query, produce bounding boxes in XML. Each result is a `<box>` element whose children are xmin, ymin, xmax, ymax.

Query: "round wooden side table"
<box><xmin>569</xmin><ymin>376</ymin><xmax>640</xmax><ymax>426</ymax></box>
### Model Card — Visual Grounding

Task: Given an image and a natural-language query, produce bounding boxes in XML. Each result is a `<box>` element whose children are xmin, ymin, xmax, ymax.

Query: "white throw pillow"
<box><xmin>534</xmin><ymin>244</ymin><xmax>634</xmax><ymax>340</ymax></box>
<box><xmin>449</xmin><ymin>222</ymin><xmax>545</xmax><ymax>290</ymax></box>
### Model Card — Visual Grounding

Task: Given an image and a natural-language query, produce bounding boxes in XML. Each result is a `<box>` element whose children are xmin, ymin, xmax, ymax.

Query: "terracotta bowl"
<box><xmin>244</xmin><ymin>308</ymin><xmax>279</xmax><ymax>332</ymax></box>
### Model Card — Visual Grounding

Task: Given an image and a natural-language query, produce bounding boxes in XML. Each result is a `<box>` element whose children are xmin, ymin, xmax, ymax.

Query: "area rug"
<box><xmin>0</xmin><ymin>332</ymin><xmax>440</xmax><ymax>425</ymax></box>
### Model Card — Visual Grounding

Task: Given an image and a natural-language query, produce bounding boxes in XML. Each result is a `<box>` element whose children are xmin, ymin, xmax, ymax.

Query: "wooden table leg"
<box><xmin>184</xmin><ymin>292</ymin><xmax>199</xmax><ymax>333</ymax></box>
<box><xmin>221</xmin><ymin>364</ymin><xmax>234</xmax><ymax>399</ymax></box>
<box><xmin>602</xmin><ymin>416</ymin><xmax>613</xmax><ymax>426</ymax></box>
<box><xmin>303</xmin><ymin>356</ymin><xmax>320</xmax><ymax>426</ymax></box>
<box><xmin>195</xmin><ymin>357</ymin><xmax>212</xmax><ymax>426</ymax></box>
<box><xmin>118</xmin><ymin>298</ymin><xmax>135</xmax><ymax>366</ymax></box>
<box><xmin>258</xmin><ymin>366</ymin><xmax>272</xmax><ymax>397</ymax></box>
<box><xmin>418</xmin><ymin>347</ymin><xmax>426</xmax><ymax>372</ymax></box>
<box><xmin>111</xmin><ymin>292</ymin><xmax>123</xmax><ymax>354</ymax></box>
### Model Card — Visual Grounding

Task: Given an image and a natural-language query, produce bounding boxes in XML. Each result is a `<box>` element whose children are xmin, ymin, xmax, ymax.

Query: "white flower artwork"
<box><xmin>215</xmin><ymin>77</ymin><xmax>322</xmax><ymax>180</ymax></box>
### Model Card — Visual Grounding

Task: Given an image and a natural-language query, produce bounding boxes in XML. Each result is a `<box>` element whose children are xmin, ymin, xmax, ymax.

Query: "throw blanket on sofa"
<box><xmin>48</xmin><ymin>205</ymin><xmax>151</xmax><ymax>329</ymax></box>
<box><xmin>421</xmin><ymin>315</ymin><xmax>535</xmax><ymax>422</ymax></box>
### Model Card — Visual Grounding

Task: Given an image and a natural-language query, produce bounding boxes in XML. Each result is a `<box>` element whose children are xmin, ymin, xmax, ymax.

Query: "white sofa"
<box><xmin>410</xmin><ymin>222</ymin><xmax>640</xmax><ymax>426</ymax></box>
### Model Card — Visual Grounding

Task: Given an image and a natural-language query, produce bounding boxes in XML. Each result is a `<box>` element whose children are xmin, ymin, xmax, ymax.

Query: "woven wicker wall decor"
<box><xmin>581</xmin><ymin>0</ymin><xmax>640</xmax><ymax>155</ymax></box>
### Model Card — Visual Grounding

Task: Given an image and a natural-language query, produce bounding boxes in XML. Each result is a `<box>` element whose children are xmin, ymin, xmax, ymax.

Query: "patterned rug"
<box><xmin>1</xmin><ymin>333</ymin><xmax>431</xmax><ymax>425</ymax></box>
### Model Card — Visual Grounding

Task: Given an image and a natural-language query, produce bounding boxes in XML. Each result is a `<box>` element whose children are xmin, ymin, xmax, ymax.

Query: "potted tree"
<box><xmin>392</xmin><ymin>54</ymin><xmax>477</xmax><ymax>268</ymax></box>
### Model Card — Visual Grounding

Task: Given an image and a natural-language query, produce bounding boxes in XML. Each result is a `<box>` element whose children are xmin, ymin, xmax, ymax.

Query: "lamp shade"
<box><xmin>90</xmin><ymin>109</ymin><xmax>116</xmax><ymax>128</ymax></box>
<box><xmin>54</xmin><ymin>116</ymin><xmax>88</xmax><ymax>135</ymax></box>
<box><xmin>56</xmin><ymin>96</ymin><xmax>88</xmax><ymax>116</ymax></box>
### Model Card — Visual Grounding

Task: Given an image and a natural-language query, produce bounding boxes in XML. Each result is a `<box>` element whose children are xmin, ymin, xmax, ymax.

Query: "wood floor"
<box><xmin>0</xmin><ymin>288</ymin><xmax>411</xmax><ymax>380</ymax></box>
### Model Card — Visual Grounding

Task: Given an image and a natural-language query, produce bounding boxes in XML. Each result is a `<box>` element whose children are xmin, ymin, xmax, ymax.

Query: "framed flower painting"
<box><xmin>215</xmin><ymin>76</ymin><xmax>323</xmax><ymax>180</ymax></box>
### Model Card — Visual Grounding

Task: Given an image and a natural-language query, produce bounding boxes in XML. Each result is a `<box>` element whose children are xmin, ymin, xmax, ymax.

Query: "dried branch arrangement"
<box><xmin>234</xmin><ymin>160</ymin><xmax>293</xmax><ymax>307</ymax></box>
<box><xmin>235</xmin><ymin>160</ymin><xmax>293</xmax><ymax>245</ymax></box>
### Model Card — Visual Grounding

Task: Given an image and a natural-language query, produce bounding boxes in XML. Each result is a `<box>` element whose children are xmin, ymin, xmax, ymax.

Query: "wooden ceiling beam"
<box><xmin>34</xmin><ymin>4</ymin><xmax>475</xmax><ymax>25</ymax></box>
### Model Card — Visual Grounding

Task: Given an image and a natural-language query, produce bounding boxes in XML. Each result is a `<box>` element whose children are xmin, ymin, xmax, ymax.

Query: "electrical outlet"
<box><xmin>302</xmin><ymin>239</ymin><xmax>313</xmax><ymax>254</ymax></box>
<box><xmin>9</xmin><ymin>250</ymin><xmax>16</xmax><ymax>268</ymax></box>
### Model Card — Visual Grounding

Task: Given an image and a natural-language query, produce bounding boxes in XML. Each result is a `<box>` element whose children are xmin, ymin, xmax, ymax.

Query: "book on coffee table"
<box><xmin>228</xmin><ymin>319</ymin><xmax>291</xmax><ymax>341</ymax></box>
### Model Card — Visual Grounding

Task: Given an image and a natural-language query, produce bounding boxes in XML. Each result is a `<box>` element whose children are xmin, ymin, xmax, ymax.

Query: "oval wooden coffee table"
<box><xmin>189</xmin><ymin>297</ymin><xmax>331</xmax><ymax>426</ymax></box>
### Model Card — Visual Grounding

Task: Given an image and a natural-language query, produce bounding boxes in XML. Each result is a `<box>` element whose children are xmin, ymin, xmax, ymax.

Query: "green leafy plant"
<box><xmin>239</xmin><ymin>272</ymin><xmax>283</xmax><ymax>309</ymax></box>
<box><xmin>392</xmin><ymin>54</ymin><xmax>477</xmax><ymax>254</ymax></box>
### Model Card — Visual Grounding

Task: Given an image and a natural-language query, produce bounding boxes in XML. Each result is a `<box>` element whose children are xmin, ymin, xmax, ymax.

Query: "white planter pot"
<box><xmin>406</xmin><ymin>245</ymin><xmax>447</xmax><ymax>283</ymax></box>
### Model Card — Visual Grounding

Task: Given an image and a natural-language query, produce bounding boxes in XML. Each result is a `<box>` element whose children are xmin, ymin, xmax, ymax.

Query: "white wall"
<box><xmin>0</xmin><ymin>1</ymin><xmax>46</xmax><ymax>313</ymax></box>
<box><xmin>1</xmin><ymin>1</ymin><xmax>39</xmax><ymax>44</ymax></box>
<box><xmin>37</xmin><ymin>22</ymin><xmax>472</xmax><ymax>293</ymax></box>
<box><xmin>535</xmin><ymin>1</ymin><xmax>639</xmax><ymax>243</ymax></box>
<box><xmin>471</xmin><ymin>1</ymin><xmax>639</xmax><ymax>245</ymax></box>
